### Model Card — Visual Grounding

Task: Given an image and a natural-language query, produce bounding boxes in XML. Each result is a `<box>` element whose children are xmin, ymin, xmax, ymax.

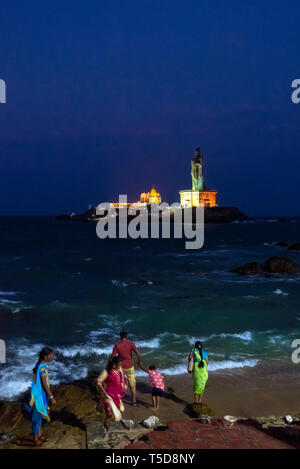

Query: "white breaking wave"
<box><xmin>135</xmin><ymin>358</ymin><xmax>259</xmax><ymax>376</ymax></box>
<box><xmin>273</xmin><ymin>289</ymin><xmax>289</xmax><ymax>296</ymax></box>
<box><xmin>0</xmin><ymin>359</ymin><xmax>88</xmax><ymax>400</ymax></box>
<box><xmin>208</xmin><ymin>359</ymin><xmax>258</xmax><ymax>371</ymax></box>
<box><xmin>0</xmin><ymin>297</ymin><xmax>32</xmax><ymax>314</ymax></box>
<box><xmin>0</xmin><ymin>375</ymin><xmax>33</xmax><ymax>399</ymax></box>
<box><xmin>135</xmin><ymin>338</ymin><xmax>160</xmax><ymax>349</ymax></box>
<box><xmin>87</xmin><ymin>328</ymin><xmax>115</xmax><ymax>339</ymax></box>
<box><xmin>0</xmin><ymin>299</ymin><xmax>22</xmax><ymax>305</ymax></box>
<box><xmin>112</xmin><ymin>280</ymin><xmax>128</xmax><ymax>287</ymax></box>
<box><xmin>220</xmin><ymin>331</ymin><xmax>253</xmax><ymax>341</ymax></box>
<box><xmin>187</xmin><ymin>330</ymin><xmax>253</xmax><ymax>344</ymax></box>
<box><xmin>56</xmin><ymin>345</ymin><xmax>113</xmax><ymax>358</ymax></box>
<box><xmin>56</xmin><ymin>337</ymin><xmax>161</xmax><ymax>359</ymax></box>
<box><xmin>0</xmin><ymin>290</ymin><xmax>18</xmax><ymax>295</ymax></box>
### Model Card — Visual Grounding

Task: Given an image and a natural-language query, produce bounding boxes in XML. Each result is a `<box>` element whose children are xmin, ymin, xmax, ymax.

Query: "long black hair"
<box><xmin>107</xmin><ymin>356</ymin><xmax>122</xmax><ymax>372</ymax></box>
<box><xmin>195</xmin><ymin>341</ymin><xmax>205</xmax><ymax>368</ymax></box>
<box><xmin>33</xmin><ymin>347</ymin><xmax>53</xmax><ymax>375</ymax></box>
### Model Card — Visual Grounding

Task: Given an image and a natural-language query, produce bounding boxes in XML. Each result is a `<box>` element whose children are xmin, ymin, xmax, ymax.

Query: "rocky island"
<box><xmin>55</xmin><ymin>205</ymin><xmax>248</xmax><ymax>224</ymax></box>
<box><xmin>56</xmin><ymin>148</ymin><xmax>249</xmax><ymax>224</ymax></box>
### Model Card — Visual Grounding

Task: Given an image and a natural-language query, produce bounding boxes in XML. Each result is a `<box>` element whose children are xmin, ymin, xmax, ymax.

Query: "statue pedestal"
<box><xmin>179</xmin><ymin>189</ymin><xmax>218</xmax><ymax>208</ymax></box>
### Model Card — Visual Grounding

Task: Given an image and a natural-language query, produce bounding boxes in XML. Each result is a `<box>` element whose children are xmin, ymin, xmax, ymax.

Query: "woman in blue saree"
<box><xmin>29</xmin><ymin>347</ymin><xmax>56</xmax><ymax>446</ymax></box>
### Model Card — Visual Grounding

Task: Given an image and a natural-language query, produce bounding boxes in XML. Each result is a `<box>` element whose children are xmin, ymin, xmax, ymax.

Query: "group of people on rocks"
<box><xmin>27</xmin><ymin>332</ymin><xmax>208</xmax><ymax>446</ymax></box>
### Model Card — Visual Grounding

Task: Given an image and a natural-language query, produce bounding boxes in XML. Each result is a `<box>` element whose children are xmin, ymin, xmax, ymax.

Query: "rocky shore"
<box><xmin>1</xmin><ymin>367</ymin><xmax>300</xmax><ymax>449</ymax></box>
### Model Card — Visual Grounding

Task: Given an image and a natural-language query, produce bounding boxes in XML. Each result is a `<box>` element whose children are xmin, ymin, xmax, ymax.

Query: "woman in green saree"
<box><xmin>188</xmin><ymin>341</ymin><xmax>208</xmax><ymax>404</ymax></box>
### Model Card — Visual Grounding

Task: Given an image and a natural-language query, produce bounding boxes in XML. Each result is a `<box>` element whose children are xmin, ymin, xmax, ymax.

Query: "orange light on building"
<box><xmin>179</xmin><ymin>189</ymin><xmax>217</xmax><ymax>208</ymax></box>
<box><xmin>140</xmin><ymin>187</ymin><xmax>161</xmax><ymax>204</ymax></box>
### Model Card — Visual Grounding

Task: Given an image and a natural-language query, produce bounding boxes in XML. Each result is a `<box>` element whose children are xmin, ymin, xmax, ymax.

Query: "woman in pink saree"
<box><xmin>97</xmin><ymin>356</ymin><xmax>127</xmax><ymax>419</ymax></box>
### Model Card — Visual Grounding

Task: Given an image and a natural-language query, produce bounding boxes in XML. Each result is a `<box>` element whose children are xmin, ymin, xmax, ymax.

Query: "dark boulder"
<box><xmin>264</xmin><ymin>257</ymin><xmax>300</xmax><ymax>274</ymax></box>
<box><xmin>230</xmin><ymin>262</ymin><xmax>265</xmax><ymax>275</ymax></box>
<box><xmin>288</xmin><ymin>243</ymin><xmax>300</xmax><ymax>252</ymax></box>
<box><xmin>275</xmin><ymin>241</ymin><xmax>289</xmax><ymax>247</ymax></box>
<box><xmin>204</xmin><ymin>206</ymin><xmax>249</xmax><ymax>223</ymax></box>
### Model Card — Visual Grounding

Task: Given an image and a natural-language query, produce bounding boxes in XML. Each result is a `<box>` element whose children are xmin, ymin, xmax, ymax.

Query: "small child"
<box><xmin>139</xmin><ymin>363</ymin><xmax>164</xmax><ymax>410</ymax></box>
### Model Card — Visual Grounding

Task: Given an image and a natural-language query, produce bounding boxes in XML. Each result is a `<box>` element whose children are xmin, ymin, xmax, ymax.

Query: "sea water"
<box><xmin>0</xmin><ymin>216</ymin><xmax>299</xmax><ymax>399</ymax></box>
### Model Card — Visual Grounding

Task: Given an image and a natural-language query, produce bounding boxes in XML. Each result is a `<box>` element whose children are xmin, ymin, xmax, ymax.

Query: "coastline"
<box><xmin>127</xmin><ymin>362</ymin><xmax>300</xmax><ymax>421</ymax></box>
<box><xmin>1</xmin><ymin>362</ymin><xmax>299</xmax><ymax>449</ymax></box>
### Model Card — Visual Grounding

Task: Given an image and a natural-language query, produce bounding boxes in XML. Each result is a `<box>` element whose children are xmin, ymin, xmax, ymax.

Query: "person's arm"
<box><xmin>132</xmin><ymin>343</ymin><xmax>142</xmax><ymax>363</ymax></box>
<box><xmin>206</xmin><ymin>356</ymin><xmax>209</xmax><ymax>365</ymax></box>
<box><xmin>97</xmin><ymin>370</ymin><xmax>109</xmax><ymax>397</ymax></box>
<box><xmin>188</xmin><ymin>350</ymin><xmax>193</xmax><ymax>373</ymax></box>
<box><xmin>41</xmin><ymin>373</ymin><xmax>56</xmax><ymax>405</ymax></box>
<box><xmin>138</xmin><ymin>362</ymin><xmax>148</xmax><ymax>373</ymax></box>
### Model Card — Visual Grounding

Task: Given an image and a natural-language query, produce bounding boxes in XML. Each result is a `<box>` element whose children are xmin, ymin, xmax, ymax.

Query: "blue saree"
<box><xmin>29</xmin><ymin>363</ymin><xmax>50</xmax><ymax>434</ymax></box>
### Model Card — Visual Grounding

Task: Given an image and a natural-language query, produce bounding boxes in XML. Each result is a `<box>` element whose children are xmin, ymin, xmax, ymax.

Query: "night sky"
<box><xmin>0</xmin><ymin>1</ymin><xmax>299</xmax><ymax>216</ymax></box>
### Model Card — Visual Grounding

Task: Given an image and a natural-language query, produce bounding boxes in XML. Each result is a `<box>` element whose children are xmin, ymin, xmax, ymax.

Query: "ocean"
<box><xmin>0</xmin><ymin>216</ymin><xmax>299</xmax><ymax>400</ymax></box>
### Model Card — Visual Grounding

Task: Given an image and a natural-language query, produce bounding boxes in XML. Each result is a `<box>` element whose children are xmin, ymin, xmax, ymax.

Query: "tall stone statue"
<box><xmin>191</xmin><ymin>148</ymin><xmax>205</xmax><ymax>191</ymax></box>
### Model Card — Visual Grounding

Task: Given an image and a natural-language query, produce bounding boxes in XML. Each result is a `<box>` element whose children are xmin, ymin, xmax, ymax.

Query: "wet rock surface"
<box><xmin>86</xmin><ymin>419</ymin><xmax>152</xmax><ymax>449</ymax></box>
<box><xmin>264</xmin><ymin>256</ymin><xmax>300</xmax><ymax>274</ymax></box>
<box><xmin>204</xmin><ymin>207</ymin><xmax>249</xmax><ymax>223</ymax></box>
<box><xmin>0</xmin><ymin>378</ymin><xmax>99</xmax><ymax>449</ymax></box>
<box><xmin>230</xmin><ymin>262</ymin><xmax>265</xmax><ymax>275</ymax></box>
<box><xmin>231</xmin><ymin>256</ymin><xmax>300</xmax><ymax>275</ymax></box>
<box><xmin>275</xmin><ymin>241</ymin><xmax>289</xmax><ymax>247</ymax></box>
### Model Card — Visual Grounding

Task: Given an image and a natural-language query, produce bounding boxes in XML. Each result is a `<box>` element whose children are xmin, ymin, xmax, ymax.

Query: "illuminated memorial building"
<box><xmin>139</xmin><ymin>187</ymin><xmax>161</xmax><ymax>204</ymax></box>
<box><xmin>179</xmin><ymin>148</ymin><xmax>217</xmax><ymax>208</ymax></box>
<box><xmin>110</xmin><ymin>187</ymin><xmax>161</xmax><ymax>209</ymax></box>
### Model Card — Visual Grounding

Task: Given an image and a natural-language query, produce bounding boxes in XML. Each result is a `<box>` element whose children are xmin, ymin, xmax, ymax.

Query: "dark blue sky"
<box><xmin>0</xmin><ymin>1</ymin><xmax>299</xmax><ymax>215</ymax></box>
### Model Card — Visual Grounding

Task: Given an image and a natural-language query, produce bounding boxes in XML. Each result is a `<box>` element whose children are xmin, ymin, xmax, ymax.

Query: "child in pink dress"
<box><xmin>139</xmin><ymin>363</ymin><xmax>165</xmax><ymax>410</ymax></box>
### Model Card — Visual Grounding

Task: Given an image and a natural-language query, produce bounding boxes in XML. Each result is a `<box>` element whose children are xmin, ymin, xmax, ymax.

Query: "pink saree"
<box><xmin>103</xmin><ymin>368</ymin><xmax>126</xmax><ymax>414</ymax></box>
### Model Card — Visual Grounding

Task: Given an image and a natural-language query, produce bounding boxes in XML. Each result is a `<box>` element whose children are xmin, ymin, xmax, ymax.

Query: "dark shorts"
<box><xmin>152</xmin><ymin>387</ymin><xmax>164</xmax><ymax>397</ymax></box>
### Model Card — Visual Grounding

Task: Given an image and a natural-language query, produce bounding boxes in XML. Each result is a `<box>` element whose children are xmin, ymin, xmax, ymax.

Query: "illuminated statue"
<box><xmin>191</xmin><ymin>148</ymin><xmax>205</xmax><ymax>191</ymax></box>
<box><xmin>180</xmin><ymin>147</ymin><xmax>217</xmax><ymax>208</ymax></box>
